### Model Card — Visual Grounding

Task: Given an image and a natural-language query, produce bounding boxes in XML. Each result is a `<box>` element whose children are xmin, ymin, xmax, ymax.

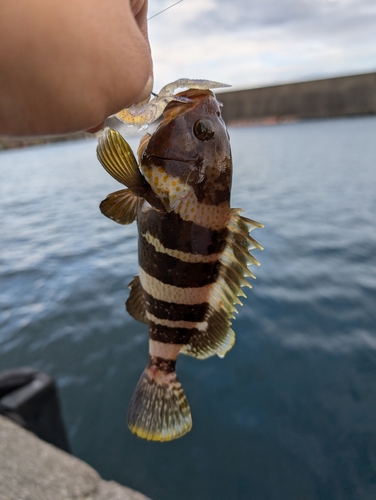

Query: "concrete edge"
<box><xmin>0</xmin><ymin>415</ymin><xmax>151</xmax><ymax>500</ymax></box>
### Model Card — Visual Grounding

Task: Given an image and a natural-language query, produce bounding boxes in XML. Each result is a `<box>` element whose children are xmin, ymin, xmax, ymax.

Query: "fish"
<box><xmin>96</xmin><ymin>86</ymin><xmax>263</xmax><ymax>442</ymax></box>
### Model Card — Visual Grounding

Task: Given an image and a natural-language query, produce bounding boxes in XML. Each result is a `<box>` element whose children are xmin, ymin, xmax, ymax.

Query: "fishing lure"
<box><xmin>97</xmin><ymin>82</ymin><xmax>263</xmax><ymax>441</ymax></box>
<box><xmin>115</xmin><ymin>78</ymin><xmax>231</xmax><ymax>126</ymax></box>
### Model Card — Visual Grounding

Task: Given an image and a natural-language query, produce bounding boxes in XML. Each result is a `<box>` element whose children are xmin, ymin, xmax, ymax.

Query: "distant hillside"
<box><xmin>217</xmin><ymin>72</ymin><xmax>376</xmax><ymax>125</ymax></box>
<box><xmin>0</xmin><ymin>115</ymin><xmax>140</xmax><ymax>151</ymax></box>
<box><xmin>0</xmin><ymin>131</ymin><xmax>96</xmax><ymax>151</ymax></box>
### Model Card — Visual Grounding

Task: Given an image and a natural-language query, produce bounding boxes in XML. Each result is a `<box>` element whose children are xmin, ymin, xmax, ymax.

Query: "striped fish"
<box><xmin>97</xmin><ymin>88</ymin><xmax>263</xmax><ymax>442</ymax></box>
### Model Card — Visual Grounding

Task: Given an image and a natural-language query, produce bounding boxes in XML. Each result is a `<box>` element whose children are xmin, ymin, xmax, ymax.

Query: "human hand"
<box><xmin>0</xmin><ymin>0</ymin><xmax>153</xmax><ymax>136</ymax></box>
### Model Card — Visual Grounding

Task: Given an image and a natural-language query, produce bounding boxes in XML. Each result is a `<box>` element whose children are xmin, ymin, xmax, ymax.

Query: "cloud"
<box><xmin>147</xmin><ymin>0</ymin><xmax>376</xmax><ymax>92</ymax></box>
<box><xmin>186</xmin><ymin>0</ymin><xmax>318</xmax><ymax>30</ymax></box>
<box><xmin>182</xmin><ymin>0</ymin><xmax>376</xmax><ymax>33</ymax></box>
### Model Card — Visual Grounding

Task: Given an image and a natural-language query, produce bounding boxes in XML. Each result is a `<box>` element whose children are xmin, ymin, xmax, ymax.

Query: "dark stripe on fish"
<box><xmin>149</xmin><ymin>323</ymin><xmax>196</xmax><ymax>344</ymax></box>
<box><xmin>147</xmin><ymin>355</ymin><xmax>176</xmax><ymax>373</ymax></box>
<box><xmin>214</xmin><ymin>188</ymin><xmax>231</xmax><ymax>204</ymax></box>
<box><xmin>144</xmin><ymin>291</ymin><xmax>208</xmax><ymax>322</ymax></box>
<box><xmin>139</xmin><ymin>236</ymin><xmax>219</xmax><ymax>288</ymax></box>
<box><xmin>138</xmin><ymin>208</ymin><xmax>227</xmax><ymax>256</ymax></box>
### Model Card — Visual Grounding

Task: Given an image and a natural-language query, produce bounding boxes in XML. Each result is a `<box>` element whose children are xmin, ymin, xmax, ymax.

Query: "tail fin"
<box><xmin>127</xmin><ymin>366</ymin><xmax>192</xmax><ymax>442</ymax></box>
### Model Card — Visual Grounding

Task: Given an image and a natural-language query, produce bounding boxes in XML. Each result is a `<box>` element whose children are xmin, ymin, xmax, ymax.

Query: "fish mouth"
<box><xmin>137</xmin><ymin>133</ymin><xmax>152</xmax><ymax>162</ymax></box>
<box><xmin>138</xmin><ymin>139</ymin><xmax>197</xmax><ymax>164</ymax></box>
<box><xmin>148</xmin><ymin>154</ymin><xmax>195</xmax><ymax>163</ymax></box>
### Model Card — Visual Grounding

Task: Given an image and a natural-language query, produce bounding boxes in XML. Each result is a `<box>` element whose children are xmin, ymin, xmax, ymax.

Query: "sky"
<box><xmin>147</xmin><ymin>0</ymin><xmax>376</xmax><ymax>93</ymax></box>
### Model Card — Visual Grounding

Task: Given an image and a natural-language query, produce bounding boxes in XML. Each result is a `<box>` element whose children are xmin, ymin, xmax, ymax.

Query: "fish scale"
<box><xmin>96</xmin><ymin>86</ymin><xmax>263</xmax><ymax>442</ymax></box>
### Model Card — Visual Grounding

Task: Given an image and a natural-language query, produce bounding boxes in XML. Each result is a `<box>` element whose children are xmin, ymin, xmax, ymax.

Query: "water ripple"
<box><xmin>1</xmin><ymin>119</ymin><xmax>376</xmax><ymax>500</ymax></box>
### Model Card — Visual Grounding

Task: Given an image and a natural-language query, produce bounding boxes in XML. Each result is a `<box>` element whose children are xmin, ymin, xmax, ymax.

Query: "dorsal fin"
<box><xmin>126</xmin><ymin>276</ymin><xmax>147</xmax><ymax>324</ymax></box>
<box><xmin>181</xmin><ymin>209</ymin><xmax>263</xmax><ymax>360</ymax></box>
<box><xmin>181</xmin><ymin>305</ymin><xmax>235</xmax><ymax>359</ymax></box>
<box><xmin>100</xmin><ymin>189</ymin><xmax>139</xmax><ymax>225</ymax></box>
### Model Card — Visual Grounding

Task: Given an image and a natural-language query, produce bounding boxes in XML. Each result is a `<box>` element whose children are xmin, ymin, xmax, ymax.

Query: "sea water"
<box><xmin>1</xmin><ymin>116</ymin><xmax>376</xmax><ymax>500</ymax></box>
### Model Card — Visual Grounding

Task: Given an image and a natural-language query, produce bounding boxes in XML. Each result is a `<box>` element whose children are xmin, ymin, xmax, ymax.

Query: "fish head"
<box><xmin>138</xmin><ymin>89</ymin><xmax>232</xmax><ymax>212</ymax></box>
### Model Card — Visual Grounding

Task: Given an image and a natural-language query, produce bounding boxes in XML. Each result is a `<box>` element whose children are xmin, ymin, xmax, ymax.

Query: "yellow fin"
<box><xmin>97</xmin><ymin>128</ymin><xmax>148</xmax><ymax>193</ymax></box>
<box><xmin>127</xmin><ymin>368</ymin><xmax>192</xmax><ymax>442</ymax></box>
<box><xmin>100</xmin><ymin>189</ymin><xmax>139</xmax><ymax>225</ymax></box>
<box><xmin>126</xmin><ymin>276</ymin><xmax>147</xmax><ymax>324</ymax></box>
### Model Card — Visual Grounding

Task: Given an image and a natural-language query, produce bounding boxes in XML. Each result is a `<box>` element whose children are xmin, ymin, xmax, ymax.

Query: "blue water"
<box><xmin>1</xmin><ymin>117</ymin><xmax>376</xmax><ymax>500</ymax></box>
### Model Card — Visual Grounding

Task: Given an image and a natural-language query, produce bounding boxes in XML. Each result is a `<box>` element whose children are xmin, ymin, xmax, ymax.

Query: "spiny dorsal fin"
<box><xmin>100</xmin><ymin>189</ymin><xmax>139</xmax><ymax>225</ymax></box>
<box><xmin>182</xmin><ymin>209</ymin><xmax>263</xmax><ymax>360</ymax></box>
<box><xmin>230</xmin><ymin>209</ymin><xmax>264</xmax><ymax>231</ymax></box>
<box><xmin>126</xmin><ymin>276</ymin><xmax>147</xmax><ymax>324</ymax></box>
<box><xmin>97</xmin><ymin>127</ymin><xmax>148</xmax><ymax>194</ymax></box>
<box><xmin>127</xmin><ymin>368</ymin><xmax>192</xmax><ymax>441</ymax></box>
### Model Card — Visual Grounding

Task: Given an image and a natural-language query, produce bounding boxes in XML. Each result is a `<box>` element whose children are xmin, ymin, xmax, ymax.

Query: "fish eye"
<box><xmin>194</xmin><ymin>120</ymin><xmax>214</xmax><ymax>141</ymax></box>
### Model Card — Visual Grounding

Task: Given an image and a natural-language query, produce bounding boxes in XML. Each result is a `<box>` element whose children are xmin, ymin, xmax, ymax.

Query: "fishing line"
<box><xmin>147</xmin><ymin>0</ymin><xmax>184</xmax><ymax>21</ymax></box>
<box><xmin>147</xmin><ymin>0</ymin><xmax>184</xmax><ymax>98</ymax></box>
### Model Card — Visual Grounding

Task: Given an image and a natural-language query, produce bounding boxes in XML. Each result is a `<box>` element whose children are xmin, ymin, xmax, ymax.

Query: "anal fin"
<box><xmin>126</xmin><ymin>276</ymin><xmax>147</xmax><ymax>324</ymax></box>
<box><xmin>100</xmin><ymin>189</ymin><xmax>139</xmax><ymax>225</ymax></box>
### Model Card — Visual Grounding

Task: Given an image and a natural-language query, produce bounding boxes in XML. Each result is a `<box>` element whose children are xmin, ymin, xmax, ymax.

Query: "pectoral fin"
<box><xmin>100</xmin><ymin>189</ymin><xmax>139</xmax><ymax>225</ymax></box>
<box><xmin>97</xmin><ymin>128</ymin><xmax>149</xmax><ymax>196</ymax></box>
